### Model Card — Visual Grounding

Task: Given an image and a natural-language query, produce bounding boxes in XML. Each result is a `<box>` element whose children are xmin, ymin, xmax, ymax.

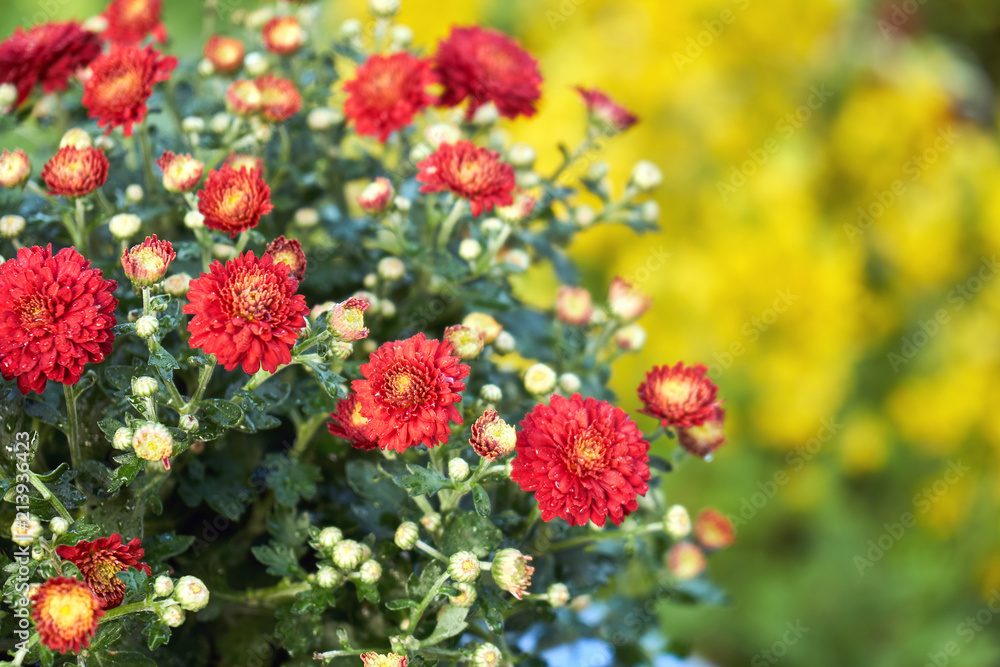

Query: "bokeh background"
<box><xmin>5</xmin><ymin>0</ymin><xmax>1000</xmax><ymax>665</ymax></box>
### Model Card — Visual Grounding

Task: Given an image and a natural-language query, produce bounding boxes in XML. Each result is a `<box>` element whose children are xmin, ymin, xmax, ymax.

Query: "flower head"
<box><xmin>225</xmin><ymin>152</ymin><xmax>265</xmax><ymax>174</ymax></box>
<box><xmin>357</xmin><ymin>177</ymin><xmax>395</xmax><ymax>213</ymax></box>
<box><xmin>667</xmin><ymin>542</ymin><xmax>706</xmax><ymax>581</ymax></box>
<box><xmin>121</xmin><ymin>234</ymin><xmax>175</xmax><ymax>287</ymax></box>
<box><xmin>31</xmin><ymin>577</ymin><xmax>103</xmax><ymax>653</ymax></box>
<box><xmin>434</xmin><ymin>26</ymin><xmax>542</xmax><ymax>120</ymax></box>
<box><xmin>444</xmin><ymin>324</ymin><xmax>484</xmax><ymax>360</ymax></box>
<box><xmin>416</xmin><ymin>141</ymin><xmax>516</xmax><ymax>217</ymax></box>
<box><xmin>82</xmin><ymin>43</ymin><xmax>177</xmax><ymax>137</ymax></box>
<box><xmin>0</xmin><ymin>22</ymin><xmax>102</xmax><ymax>109</ymax></box>
<box><xmin>556</xmin><ymin>286</ymin><xmax>593</xmax><ymax>325</ymax></box>
<box><xmin>469</xmin><ymin>409</ymin><xmax>517</xmax><ymax>460</ymax></box>
<box><xmin>511</xmin><ymin>393</ymin><xmax>651</xmax><ymax>527</ymax></box>
<box><xmin>226</xmin><ymin>78</ymin><xmax>261</xmax><ymax>115</ymax></box>
<box><xmin>132</xmin><ymin>422</ymin><xmax>173</xmax><ymax>461</ymax></box>
<box><xmin>343</xmin><ymin>52</ymin><xmax>437</xmax><ymax>142</ymax></box>
<box><xmin>575</xmin><ymin>87</ymin><xmax>638</xmax><ymax>134</ymax></box>
<box><xmin>102</xmin><ymin>0</ymin><xmax>167</xmax><ymax>44</ymax></box>
<box><xmin>327</xmin><ymin>393</ymin><xmax>379</xmax><ymax>451</ymax></box>
<box><xmin>55</xmin><ymin>534</ymin><xmax>151</xmax><ymax>609</ymax></box>
<box><xmin>352</xmin><ymin>333</ymin><xmax>470</xmax><ymax>453</ymax></box>
<box><xmin>264</xmin><ymin>235</ymin><xmax>306</xmax><ymax>282</ymax></box>
<box><xmin>0</xmin><ymin>149</ymin><xmax>31</xmax><ymax>188</ymax></box>
<box><xmin>204</xmin><ymin>35</ymin><xmax>245</xmax><ymax>73</ymax></box>
<box><xmin>173</xmin><ymin>575</ymin><xmax>210</xmax><ymax>611</ymax></box>
<box><xmin>197</xmin><ymin>163</ymin><xmax>273</xmax><ymax>237</ymax></box>
<box><xmin>676</xmin><ymin>407</ymin><xmax>726</xmax><ymax>458</ymax></box>
<box><xmin>255</xmin><ymin>74</ymin><xmax>302</xmax><ymax>122</ymax></box>
<box><xmin>183</xmin><ymin>251</ymin><xmax>308</xmax><ymax>374</ymax></box>
<box><xmin>156</xmin><ymin>151</ymin><xmax>204</xmax><ymax>193</ymax></box>
<box><xmin>328</xmin><ymin>297</ymin><xmax>370</xmax><ymax>342</ymax></box>
<box><xmin>694</xmin><ymin>508</ymin><xmax>735</xmax><ymax>550</ymax></box>
<box><xmin>637</xmin><ymin>363</ymin><xmax>721</xmax><ymax>429</ymax></box>
<box><xmin>491</xmin><ymin>548</ymin><xmax>534</xmax><ymax>600</ymax></box>
<box><xmin>360</xmin><ymin>653</ymin><xmax>407</xmax><ymax>667</ymax></box>
<box><xmin>41</xmin><ymin>146</ymin><xmax>109</xmax><ymax>197</ymax></box>
<box><xmin>0</xmin><ymin>245</ymin><xmax>117</xmax><ymax>395</ymax></box>
<box><xmin>608</xmin><ymin>277</ymin><xmax>651</xmax><ymax>320</ymax></box>
<box><xmin>262</xmin><ymin>16</ymin><xmax>305</xmax><ymax>55</ymax></box>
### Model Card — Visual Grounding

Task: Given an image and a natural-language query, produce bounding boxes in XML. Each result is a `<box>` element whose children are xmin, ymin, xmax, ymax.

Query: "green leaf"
<box><xmin>116</xmin><ymin>566</ymin><xmax>152</xmax><ymax>605</ymax></box>
<box><xmin>472</xmin><ymin>484</ymin><xmax>491</xmax><ymax>517</ymax></box>
<box><xmin>355</xmin><ymin>581</ymin><xmax>380</xmax><ymax>603</ymax></box>
<box><xmin>393</xmin><ymin>464</ymin><xmax>451</xmax><ymax>497</ymax></box>
<box><xmin>141</xmin><ymin>532</ymin><xmax>195</xmax><ymax>563</ymax></box>
<box><xmin>24</xmin><ymin>398</ymin><xmax>64</xmax><ymax>429</ymax></box>
<box><xmin>301</xmin><ymin>359</ymin><xmax>347</xmax><ymax>399</ymax></box>
<box><xmin>34</xmin><ymin>462</ymin><xmax>70</xmax><ymax>483</ymax></box>
<box><xmin>107</xmin><ymin>453</ymin><xmax>145</xmax><ymax>493</ymax></box>
<box><xmin>385</xmin><ymin>598</ymin><xmax>418</xmax><ymax>610</ymax></box>
<box><xmin>89</xmin><ymin>651</ymin><xmax>158</xmax><ymax>667</ymax></box>
<box><xmin>441</xmin><ymin>511</ymin><xmax>502</xmax><ymax>558</ymax></box>
<box><xmin>422</xmin><ymin>604</ymin><xmax>469</xmax><ymax>645</ymax></box>
<box><xmin>262</xmin><ymin>453</ymin><xmax>321</xmax><ymax>506</ymax></box>
<box><xmin>251</xmin><ymin>542</ymin><xmax>303</xmax><ymax>578</ymax></box>
<box><xmin>204</xmin><ymin>398</ymin><xmax>244</xmax><ymax>427</ymax></box>
<box><xmin>148</xmin><ymin>344</ymin><xmax>180</xmax><ymax>377</ymax></box>
<box><xmin>142</xmin><ymin>619</ymin><xmax>172</xmax><ymax>651</ymax></box>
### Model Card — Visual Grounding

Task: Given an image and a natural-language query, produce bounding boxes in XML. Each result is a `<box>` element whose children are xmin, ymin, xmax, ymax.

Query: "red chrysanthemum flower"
<box><xmin>183</xmin><ymin>251</ymin><xmax>308</xmax><ymax>374</ymax></box>
<box><xmin>361</xmin><ymin>653</ymin><xmax>407</xmax><ymax>667</ymax></box>
<box><xmin>327</xmin><ymin>393</ymin><xmax>379</xmax><ymax>451</ymax></box>
<box><xmin>607</xmin><ymin>276</ymin><xmax>651</xmax><ymax>321</ymax></box>
<box><xmin>225</xmin><ymin>78</ymin><xmax>261</xmax><ymax>116</ymax></box>
<box><xmin>204</xmin><ymin>34</ymin><xmax>245</xmax><ymax>73</ymax></box>
<box><xmin>434</xmin><ymin>26</ymin><xmax>542</xmax><ymax>120</ymax></box>
<box><xmin>416</xmin><ymin>141</ymin><xmax>516</xmax><ymax>217</ymax></box>
<box><xmin>41</xmin><ymin>146</ymin><xmax>109</xmax><ymax>198</ymax></box>
<box><xmin>637</xmin><ymin>362</ymin><xmax>721</xmax><ymax>429</ymax></box>
<box><xmin>352</xmin><ymin>333</ymin><xmax>470</xmax><ymax>453</ymax></box>
<box><xmin>224</xmin><ymin>152</ymin><xmax>264</xmax><ymax>174</ymax></box>
<box><xmin>511</xmin><ymin>393</ymin><xmax>651</xmax><ymax>528</ymax></box>
<box><xmin>121</xmin><ymin>234</ymin><xmax>175</xmax><ymax>287</ymax></box>
<box><xmin>55</xmin><ymin>534</ymin><xmax>152</xmax><ymax>609</ymax></box>
<box><xmin>155</xmin><ymin>150</ymin><xmax>204</xmax><ymax>193</ymax></box>
<box><xmin>694</xmin><ymin>508</ymin><xmax>735</xmax><ymax>550</ymax></box>
<box><xmin>0</xmin><ymin>245</ymin><xmax>118</xmax><ymax>395</ymax></box>
<box><xmin>196</xmin><ymin>164</ymin><xmax>273</xmax><ymax>238</ymax></box>
<box><xmin>575</xmin><ymin>86</ymin><xmax>638</xmax><ymax>134</ymax></box>
<box><xmin>343</xmin><ymin>52</ymin><xmax>437</xmax><ymax>142</ymax></box>
<box><xmin>30</xmin><ymin>577</ymin><xmax>104</xmax><ymax>654</ymax></box>
<box><xmin>261</xmin><ymin>16</ymin><xmax>305</xmax><ymax>56</ymax></box>
<box><xmin>676</xmin><ymin>406</ymin><xmax>726</xmax><ymax>459</ymax></box>
<box><xmin>102</xmin><ymin>0</ymin><xmax>168</xmax><ymax>44</ymax></box>
<box><xmin>0</xmin><ymin>22</ymin><xmax>102</xmax><ymax>109</ymax></box>
<box><xmin>256</xmin><ymin>74</ymin><xmax>302</xmax><ymax>123</ymax></box>
<box><xmin>82</xmin><ymin>43</ymin><xmax>178</xmax><ymax>137</ymax></box>
<box><xmin>264</xmin><ymin>235</ymin><xmax>306</xmax><ymax>282</ymax></box>
<box><xmin>0</xmin><ymin>148</ymin><xmax>32</xmax><ymax>188</ymax></box>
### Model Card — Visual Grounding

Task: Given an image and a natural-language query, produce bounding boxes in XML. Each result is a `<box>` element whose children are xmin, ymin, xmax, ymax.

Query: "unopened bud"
<box><xmin>395</xmin><ymin>522</ymin><xmax>419</xmax><ymax>550</ymax></box>
<box><xmin>448</xmin><ymin>551</ymin><xmax>481</xmax><ymax>583</ymax></box>
<box><xmin>154</xmin><ymin>576</ymin><xmax>174</xmax><ymax>597</ymax></box>
<box><xmin>135</xmin><ymin>315</ymin><xmax>159</xmax><ymax>339</ymax></box>
<box><xmin>332</xmin><ymin>539</ymin><xmax>364</xmax><ymax>570</ymax></box>
<box><xmin>448</xmin><ymin>458</ymin><xmax>470</xmax><ymax>482</ymax></box>
<box><xmin>173</xmin><ymin>576</ymin><xmax>210</xmax><ymax>611</ymax></box>
<box><xmin>359</xmin><ymin>559</ymin><xmax>382</xmax><ymax>584</ymax></box>
<box><xmin>546</xmin><ymin>583</ymin><xmax>570</xmax><ymax>608</ymax></box>
<box><xmin>132</xmin><ymin>376</ymin><xmax>158</xmax><ymax>397</ymax></box>
<box><xmin>112</xmin><ymin>427</ymin><xmax>134</xmax><ymax>451</ymax></box>
<box><xmin>524</xmin><ymin>363</ymin><xmax>557</xmax><ymax>395</ymax></box>
<box><xmin>49</xmin><ymin>517</ymin><xmax>69</xmax><ymax>536</ymax></box>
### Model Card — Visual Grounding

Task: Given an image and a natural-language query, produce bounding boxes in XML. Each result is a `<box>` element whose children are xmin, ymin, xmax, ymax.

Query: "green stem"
<box><xmin>219</xmin><ymin>581</ymin><xmax>310</xmax><ymax>607</ymax></box>
<box><xmin>548</xmin><ymin>135</ymin><xmax>595</xmax><ymax>184</ymax></box>
<box><xmin>234</xmin><ymin>230</ymin><xmax>250</xmax><ymax>255</ymax></box>
<box><xmin>414</xmin><ymin>539</ymin><xmax>448</xmax><ymax>563</ymax></box>
<box><xmin>101</xmin><ymin>600</ymin><xmax>156</xmax><ymax>622</ymax></box>
<box><xmin>27</xmin><ymin>471</ymin><xmax>71</xmax><ymax>521</ymax></box>
<box><xmin>63</xmin><ymin>384</ymin><xmax>81</xmax><ymax>470</ymax></box>
<box><xmin>436</xmin><ymin>199</ymin><xmax>465</xmax><ymax>252</ymax></box>
<box><xmin>137</xmin><ymin>122</ymin><xmax>156</xmax><ymax>194</ymax></box>
<box><xmin>314</xmin><ymin>648</ymin><xmax>383</xmax><ymax>661</ymax></box>
<box><xmin>182</xmin><ymin>356</ymin><xmax>217</xmax><ymax>414</ymax></box>
<box><xmin>289</xmin><ymin>411</ymin><xmax>328</xmax><ymax>460</ymax></box>
<box><xmin>413</xmin><ymin>495</ymin><xmax>436</xmax><ymax>516</ymax></box>
<box><xmin>547</xmin><ymin>523</ymin><xmax>661</xmax><ymax>552</ymax></box>
<box><xmin>74</xmin><ymin>197</ymin><xmax>88</xmax><ymax>254</ymax></box>
<box><xmin>141</xmin><ymin>286</ymin><xmax>151</xmax><ymax>316</ymax></box>
<box><xmin>10</xmin><ymin>633</ymin><xmax>38</xmax><ymax>667</ymax></box>
<box><xmin>404</xmin><ymin>571</ymin><xmax>450</xmax><ymax>637</ymax></box>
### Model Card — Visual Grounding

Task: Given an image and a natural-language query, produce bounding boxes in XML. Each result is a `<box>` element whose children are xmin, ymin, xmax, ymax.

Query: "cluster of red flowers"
<box><xmin>637</xmin><ymin>362</ymin><xmax>726</xmax><ymax>458</ymax></box>
<box><xmin>0</xmin><ymin>22</ymin><xmax>101</xmax><ymax>109</ymax></box>
<box><xmin>226</xmin><ymin>75</ymin><xmax>302</xmax><ymax>122</ymax></box>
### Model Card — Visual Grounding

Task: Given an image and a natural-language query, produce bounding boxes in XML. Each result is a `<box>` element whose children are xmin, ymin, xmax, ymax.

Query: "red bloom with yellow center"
<box><xmin>121</xmin><ymin>234</ymin><xmax>175</xmax><ymax>287</ymax></box>
<box><xmin>343</xmin><ymin>52</ymin><xmax>437</xmax><ymax>142</ymax></box>
<box><xmin>225</xmin><ymin>152</ymin><xmax>264</xmax><ymax>174</ymax></box>
<box><xmin>327</xmin><ymin>393</ymin><xmax>379</xmax><ymax>451</ymax></box>
<box><xmin>204</xmin><ymin>34</ymin><xmax>245</xmax><ymax>73</ymax></box>
<box><xmin>694</xmin><ymin>508</ymin><xmax>735</xmax><ymax>550</ymax></box>
<box><xmin>0</xmin><ymin>245</ymin><xmax>118</xmax><ymax>395</ymax></box>
<box><xmin>352</xmin><ymin>333</ymin><xmax>470</xmax><ymax>453</ymax></box>
<box><xmin>183</xmin><ymin>251</ymin><xmax>308</xmax><ymax>374</ymax></box>
<box><xmin>637</xmin><ymin>362</ymin><xmax>721</xmax><ymax>429</ymax></box>
<box><xmin>0</xmin><ymin>22</ymin><xmax>102</xmax><ymax>109</ymax></box>
<box><xmin>434</xmin><ymin>26</ymin><xmax>542</xmax><ymax>120</ymax></box>
<box><xmin>197</xmin><ymin>164</ymin><xmax>273</xmax><ymax>237</ymax></box>
<box><xmin>41</xmin><ymin>146</ymin><xmax>109</xmax><ymax>198</ymax></box>
<box><xmin>256</xmin><ymin>75</ymin><xmax>302</xmax><ymax>123</ymax></box>
<box><xmin>264</xmin><ymin>235</ymin><xmax>306</xmax><ymax>282</ymax></box>
<box><xmin>82</xmin><ymin>43</ymin><xmax>178</xmax><ymax>137</ymax></box>
<box><xmin>575</xmin><ymin>87</ymin><xmax>638</xmax><ymax>134</ymax></box>
<box><xmin>261</xmin><ymin>16</ymin><xmax>305</xmax><ymax>56</ymax></box>
<box><xmin>55</xmin><ymin>534</ymin><xmax>152</xmax><ymax>609</ymax></box>
<box><xmin>155</xmin><ymin>150</ymin><xmax>204</xmax><ymax>193</ymax></box>
<box><xmin>225</xmin><ymin>78</ymin><xmax>261</xmax><ymax>116</ymax></box>
<box><xmin>511</xmin><ymin>393</ymin><xmax>651</xmax><ymax>527</ymax></box>
<box><xmin>31</xmin><ymin>577</ymin><xmax>104</xmax><ymax>654</ymax></box>
<box><xmin>102</xmin><ymin>0</ymin><xmax>167</xmax><ymax>44</ymax></box>
<box><xmin>676</xmin><ymin>406</ymin><xmax>726</xmax><ymax>459</ymax></box>
<box><xmin>0</xmin><ymin>148</ymin><xmax>32</xmax><ymax>188</ymax></box>
<box><xmin>416</xmin><ymin>141</ymin><xmax>516</xmax><ymax>217</ymax></box>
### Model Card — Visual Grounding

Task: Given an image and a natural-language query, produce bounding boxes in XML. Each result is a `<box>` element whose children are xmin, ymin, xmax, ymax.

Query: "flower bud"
<box><xmin>135</xmin><ymin>315</ymin><xmax>159</xmax><ymax>339</ymax></box>
<box><xmin>631</xmin><ymin>160</ymin><xmax>662</xmax><ymax>191</ymax></box>
<box><xmin>213</xmin><ymin>243</ymin><xmax>238</xmax><ymax>261</ymax></box>
<box><xmin>608</xmin><ymin>277</ymin><xmax>652</xmax><ymax>321</ymax></box>
<box><xmin>641</xmin><ymin>200</ymin><xmax>660</xmax><ymax>223</ymax></box>
<box><xmin>59</xmin><ymin>128</ymin><xmax>92</xmax><ymax>150</ymax></box>
<box><xmin>359</xmin><ymin>559</ymin><xmax>382</xmax><ymax>584</ymax></box>
<box><xmin>307</xmin><ymin>107</ymin><xmax>343</xmax><ymax>131</ymax></box>
<box><xmin>395</xmin><ymin>522</ymin><xmax>419</xmax><ymax>550</ymax></box>
<box><xmin>327</xmin><ymin>340</ymin><xmax>354</xmax><ymax>360</ymax></box>
<box><xmin>244</xmin><ymin>51</ymin><xmax>269</xmax><ymax>76</ymax></box>
<box><xmin>390</xmin><ymin>24</ymin><xmax>414</xmax><ymax>47</ymax></box>
<box><xmin>479</xmin><ymin>385</ymin><xmax>502</xmax><ymax>404</ymax></box>
<box><xmin>179</xmin><ymin>414</ymin><xmax>199</xmax><ymax>432</ymax></box>
<box><xmin>409</xmin><ymin>142</ymin><xmax>433</xmax><ymax>163</ymax></box>
<box><xmin>458</xmin><ymin>239</ymin><xmax>482</xmax><ymax>261</ymax></box>
<box><xmin>394</xmin><ymin>196</ymin><xmax>411</xmax><ymax>212</ymax></box>
<box><xmin>507</xmin><ymin>143</ymin><xmax>536</xmax><ymax>169</ymax></box>
<box><xmin>614</xmin><ymin>323</ymin><xmax>646</xmax><ymax>351</ymax></box>
<box><xmin>524</xmin><ymin>363</ymin><xmax>557</xmax><ymax>395</ymax></box>
<box><xmin>546</xmin><ymin>583</ymin><xmax>570</xmax><ymax>608</ymax></box>
<box><xmin>448</xmin><ymin>458</ymin><xmax>470</xmax><ymax>482</ymax></box>
<box><xmin>157</xmin><ymin>152</ymin><xmax>204</xmax><ymax>194</ymax></box>
<box><xmin>125</xmin><ymin>184</ymin><xmax>144</xmax><ymax>204</ymax></box>
<box><xmin>361</xmin><ymin>653</ymin><xmax>407</xmax><ymax>667</ymax></box>
<box><xmin>694</xmin><ymin>509</ymin><xmax>735</xmax><ymax>550</ymax></box>
<box><xmin>471</xmin><ymin>102</ymin><xmax>500</xmax><ymax>125</ymax></box>
<box><xmin>49</xmin><ymin>516</ymin><xmax>69</xmax><ymax>536</ymax></box>
<box><xmin>340</xmin><ymin>19</ymin><xmax>362</xmax><ymax>39</ymax></box>
<box><xmin>469</xmin><ymin>409</ymin><xmax>516</xmax><ymax>460</ymax></box>
<box><xmin>160</xmin><ymin>603</ymin><xmax>185</xmax><ymax>627</ymax></box>
<box><xmin>197</xmin><ymin>58</ymin><xmax>215</xmax><ymax>77</ymax></box>
<box><xmin>317</xmin><ymin>565</ymin><xmax>343</xmax><ymax>588</ymax></box>
<box><xmin>420</xmin><ymin>512</ymin><xmax>442</xmax><ymax>532</ymax></box>
<box><xmin>317</xmin><ymin>527</ymin><xmax>343</xmax><ymax>549</ymax></box>
<box><xmin>667</xmin><ymin>542</ymin><xmax>706</xmax><ymax>581</ymax></box>
<box><xmin>332</xmin><ymin>539</ymin><xmax>364</xmax><ymax>570</ymax></box>
<box><xmin>444</xmin><ymin>324</ymin><xmax>484</xmax><ymax>360</ymax></box>
<box><xmin>377</xmin><ymin>257</ymin><xmax>405</xmax><ymax>281</ymax></box>
<box><xmin>0</xmin><ymin>83</ymin><xmax>17</xmax><ymax>112</ymax></box>
<box><xmin>493</xmin><ymin>331</ymin><xmax>516</xmax><ymax>354</ymax></box>
<box><xmin>556</xmin><ymin>286</ymin><xmax>593</xmax><ymax>325</ymax></box>
<box><xmin>424</xmin><ymin>122</ymin><xmax>461</xmax><ymax>148</ymax></box>
<box><xmin>370</xmin><ymin>0</ymin><xmax>401</xmax><ymax>17</ymax></box>
<box><xmin>472</xmin><ymin>643</ymin><xmax>502</xmax><ymax>667</ymax></box>
<box><xmin>497</xmin><ymin>193</ymin><xmax>535</xmax><ymax>224</ymax></box>
<box><xmin>0</xmin><ymin>214</ymin><xmax>26</xmax><ymax>238</ymax></box>
<box><xmin>462</xmin><ymin>313</ymin><xmax>502</xmax><ymax>345</ymax></box>
<box><xmin>132</xmin><ymin>376</ymin><xmax>159</xmax><ymax>397</ymax></box>
<box><xmin>574</xmin><ymin>204</ymin><xmax>597</xmax><ymax>228</ymax></box>
<box><xmin>329</xmin><ymin>297</ymin><xmax>370</xmax><ymax>342</ymax></box>
<box><xmin>122</xmin><ymin>235</ymin><xmax>176</xmax><ymax>287</ymax></box>
<box><xmin>449</xmin><ymin>581</ymin><xmax>477</xmax><ymax>607</ymax></box>
<box><xmin>132</xmin><ymin>422</ymin><xmax>174</xmax><ymax>461</ymax></box>
<box><xmin>11</xmin><ymin>515</ymin><xmax>42</xmax><ymax>546</ymax></box>
<box><xmin>448</xmin><ymin>551</ymin><xmax>481</xmax><ymax>583</ymax></box>
<box><xmin>173</xmin><ymin>575</ymin><xmax>210</xmax><ymax>611</ymax></box>
<box><xmin>109</xmin><ymin>213</ymin><xmax>141</xmax><ymax>240</ymax></box>
<box><xmin>182</xmin><ymin>117</ymin><xmax>205</xmax><ymax>133</ymax></box>
<box><xmin>588</xmin><ymin>161</ymin><xmax>610</xmax><ymax>181</ymax></box>
<box><xmin>558</xmin><ymin>373</ymin><xmax>581</xmax><ymax>394</ymax></box>
<box><xmin>677</xmin><ymin>410</ymin><xmax>726</xmax><ymax>459</ymax></box>
<box><xmin>154</xmin><ymin>575</ymin><xmax>174</xmax><ymax>597</ymax></box>
<box><xmin>112</xmin><ymin>427</ymin><xmax>134</xmax><ymax>451</ymax></box>
<box><xmin>294</xmin><ymin>207</ymin><xmax>320</xmax><ymax>227</ymax></box>
<box><xmin>0</xmin><ymin>149</ymin><xmax>31</xmax><ymax>188</ymax></box>
<box><xmin>665</xmin><ymin>505</ymin><xmax>692</xmax><ymax>539</ymax></box>
<box><xmin>164</xmin><ymin>273</ymin><xmax>192</xmax><ymax>297</ymax></box>
<box><xmin>245</xmin><ymin>7</ymin><xmax>274</xmax><ymax>29</ymax></box>
<box><xmin>180</xmin><ymin>211</ymin><xmax>204</xmax><ymax>230</ymax></box>
<box><xmin>358</xmin><ymin>177</ymin><xmax>394</xmax><ymax>214</ymax></box>
<box><xmin>491</xmin><ymin>548</ymin><xmax>533</xmax><ymax>599</ymax></box>
<box><xmin>210</xmin><ymin>112</ymin><xmax>232</xmax><ymax>134</ymax></box>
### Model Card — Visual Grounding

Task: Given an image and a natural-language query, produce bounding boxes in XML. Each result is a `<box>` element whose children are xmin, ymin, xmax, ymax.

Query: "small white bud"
<box><xmin>395</xmin><ymin>522</ymin><xmax>419</xmax><ymax>550</ymax></box>
<box><xmin>369</xmin><ymin>0</ymin><xmax>401</xmax><ymax>18</ymax></box>
<box><xmin>547</xmin><ymin>583</ymin><xmax>570</xmax><ymax>608</ymax></box>
<box><xmin>160</xmin><ymin>603</ymin><xmax>185</xmax><ymax>627</ymax></box>
<box><xmin>631</xmin><ymin>160</ymin><xmax>663</xmax><ymax>191</ymax></box>
<box><xmin>472</xmin><ymin>643</ymin><xmax>502</xmax><ymax>667</ymax></box>
<box><xmin>641</xmin><ymin>200</ymin><xmax>660</xmax><ymax>223</ymax></box>
<box><xmin>493</xmin><ymin>331</ymin><xmax>516</xmax><ymax>354</ymax></box>
<box><xmin>524</xmin><ymin>363</ymin><xmax>557</xmax><ymax>395</ymax></box>
<box><xmin>393</xmin><ymin>196</ymin><xmax>412</xmax><ymax>212</ymax></box>
<box><xmin>135</xmin><ymin>315</ymin><xmax>159</xmax><ymax>339</ymax></box>
<box><xmin>574</xmin><ymin>205</ymin><xmax>597</xmax><ymax>228</ymax></box>
<box><xmin>109</xmin><ymin>213</ymin><xmax>141</xmax><ymax>240</ymax></box>
<box><xmin>359</xmin><ymin>559</ymin><xmax>382</xmax><ymax>584</ymax></box>
<box><xmin>339</xmin><ymin>19</ymin><xmax>362</xmax><ymax>39</ymax></box>
<box><xmin>49</xmin><ymin>516</ymin><xmax>69</xmax><ymax>536</ymax></box>
<box><xmin>210</xmin><ymin>112</ymin><xmax>232</xmax><ymax>134</ymax></box>
<box><xmin>317</xmin><ymin>565</ymin><xmax>343</xmax><ymax>588</ymax></box>
<box><xmin>173</xmin><ymin>575</ymin><xmax>210</xmax><ymax>611</ymax></box>
<box><xmin>665</xmin><ymin>505</ymin><xmax>692</xmax><ymax>539</ymax></box>
<box><xmin>179</xmin><ymin>414</ymin><xmax>199</xmax><ymax>432</ymax></box>
<box><xmin>448</xmin><ymin>458</ymin><xmax>470</xmax><ymax>482</ymax></box>
<box><xmin>471</xmin><ymin>102</ymin><xmax>499</xmax><ymax>125</ymax></box>
<box><xmin>12</xmin><ymin>516</ymin><xmax>43</xmax><ymax>546</ymax></box>
<box><xmin>0</xmin><ymin>215</ymin><xmax>26</xmax><ymax>239</ymax></box>
<box><xmin>198</xmin><ymin>58</ymin><xmax>215</xmax><ymax>77</ymax></box>
<box><xmin>112</xmin><ymin>427</ymin><xmax>134</xmax><ymax>451</ymax></box>
<box><xmin>132</xmin><ymin>376</ymin><xmax>159</xmax><ymax>397</ymax></box>
<box><xmin>507</xmin><ymin>143</ymin><xmax>536</xmax><ymax>169</ymax></box>
<box><xmin>390</xmin><ymin>24</ymin><xmax>414</xmax><ymax>47</ymax></box>
<box><xmin>557</xmin><ymin>373</ymin><xmax>581</xmax><ymax>394</ymax></box>
<box><xmin>458</xmin><ymin>239</ymin><xmax>482</xmax><ymax>261</ymax></box>
<box><xmin>154</xmin><ymin>575</ymin><xmax>174</xmax><ymax>597</ymax></box>
<box><xmin>420</xmin><ymin>512</ymin><xmax>442</xmax><ymax>532</ymax></box>
<box><xmin>331</xmin><ymin>539</ymin><xmax>364</xmax><ymax>570</ymax></box>
<box><xmin>294</xmin><ymin>207</ymin><xmax>320</xmax><ymax>227</ymax></box>
<box><xmin>317</xmin><ymin>527</ymin><xmax>343</xmax><ymax>549</ymax></box>
<box><xmin>307</xmin><ymin>107</ymin><xmax>344</xmax><ymax>131</ymax></box>
<box><xmin>182</xmin><ymin>116</ymin><xmax>205</xmax><ymax>133</ymax></box>
<box><xmin>480</xmin><ymin>384</ymin><xmax>502</xmax><ymax>402</ymax></box>
<box><xmin>125</xmin><ymin>184</ymin><xmax>144</xmax><ymax>204</ymax></box>
<box><xmin>448</xmin><ymin>551</ymin><xmax>481</xmax><ymax>583</ymax></box>
<box><xmin>377</xmin><ymin>257</ymin><xmax>405</xmax><ymax>281</ymax></box>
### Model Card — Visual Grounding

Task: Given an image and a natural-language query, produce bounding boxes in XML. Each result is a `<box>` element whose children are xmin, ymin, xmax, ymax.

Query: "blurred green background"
<box><xmin>5</xmin><ymin>0</ymin><xmax>1000</xmax><ymax>665</ymax></box>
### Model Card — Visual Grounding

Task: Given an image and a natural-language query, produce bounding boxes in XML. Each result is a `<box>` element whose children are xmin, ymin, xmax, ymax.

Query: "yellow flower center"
<box><xmin>42</xmin><ymin>587</ymin><xmax>96</xmax><ymax>632</ymax></box>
